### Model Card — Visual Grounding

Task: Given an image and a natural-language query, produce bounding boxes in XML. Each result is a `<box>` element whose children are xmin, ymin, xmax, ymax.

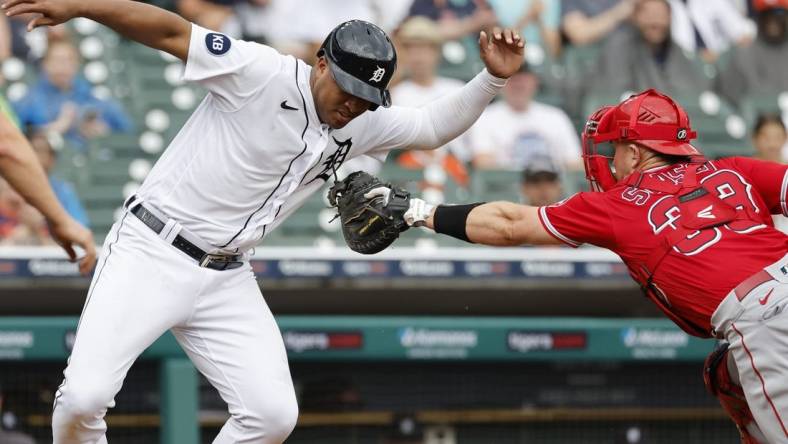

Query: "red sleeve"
<box><xmin>537</xmin><ymin>192</ymin><xmax>617</xmax><ymax>249</ymax></box>
<box><xmin>723</xmin><ymin>157</ymin><xmax>788</xmax><ymax>216</ymax></box>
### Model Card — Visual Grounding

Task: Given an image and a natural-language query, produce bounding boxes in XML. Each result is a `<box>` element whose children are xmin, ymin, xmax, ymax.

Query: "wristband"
<box><xmin>433</xmin><ymin>203</ymin><xmax>485</xmax><ymax>243</ymax></box>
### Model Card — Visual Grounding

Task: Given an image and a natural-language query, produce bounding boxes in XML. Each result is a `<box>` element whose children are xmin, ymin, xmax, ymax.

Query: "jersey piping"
<box><xmin>538</xmin><ymin>206</ymin><xmax>581</xmax><ymax>247</ymax></box>
<box><xmin>218</xmin><ymin>61</ymin><xmax>312</xmax><ymax>248</ymax></box>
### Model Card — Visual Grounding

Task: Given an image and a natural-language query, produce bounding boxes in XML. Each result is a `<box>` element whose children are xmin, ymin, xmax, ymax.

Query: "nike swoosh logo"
<box><xmin>759</xmin><ymin>288</ymin><xmax>774</xmax><ymax>305</ymax></box>
<box><xmin>280</xmin><ymin>100</ymin><xmax>298</xmax><ymax>111</ymax></box>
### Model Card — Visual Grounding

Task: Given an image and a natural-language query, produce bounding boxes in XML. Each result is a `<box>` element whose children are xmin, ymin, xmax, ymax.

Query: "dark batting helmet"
<box><xmin>317</xmin><ymin>20</ymin><xmax>397</xmax><ymax>111</ymax></box>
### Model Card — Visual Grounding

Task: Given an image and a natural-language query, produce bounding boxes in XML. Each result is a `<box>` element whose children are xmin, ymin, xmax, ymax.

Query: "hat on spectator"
<box><xmin>522</xmin><ymin>156</ymin><xmax>560</xmax><ymax>184</ymax></box>
<box><xmin>398</xmin><ymin>16</ymin><xmax>444</xmax><ymax>45</ymax></box>
<box><xmin>753</xmin><ymin>0</ymin><xmax>788</xmax><ymax>12</ymax></box>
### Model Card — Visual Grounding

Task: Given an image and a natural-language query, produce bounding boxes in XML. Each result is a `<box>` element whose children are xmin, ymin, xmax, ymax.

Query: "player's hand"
<box><xmin>363</xmin><ymin>186</ymin><xmax>393</xmax><ymax>205</ymax></box>
<box><xmin>2</xmin><ymin>0</ymin><xmax>83</xmax><ymax>31</ymax></box>
<box><xmin>49</xmin><ymin>216</ymin><xmax>97</xmax><ymax>275</ymax></box>
<box><xmin>479</xmin><ymin>27</ymin><xmax>525</xmax><ymax>79</ymax></box>
<box><xmin>364</xmin><ymin>187</ymin><xmax>433</xmax><ymax>227</ymax></box>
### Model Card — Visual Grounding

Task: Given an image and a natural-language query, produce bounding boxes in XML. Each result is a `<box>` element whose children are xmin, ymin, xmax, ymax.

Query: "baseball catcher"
<box><xmin>350</xmin><ymin>89</ymin><xmax>788</xmax><ymax>443</ymax></box>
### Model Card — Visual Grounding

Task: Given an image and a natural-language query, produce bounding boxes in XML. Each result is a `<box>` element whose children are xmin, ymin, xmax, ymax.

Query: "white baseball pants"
<box><xmin>712</xmin><ymin>253</ymin><xmax>788</xmax><ymax>444</ymax></box>
<box><xmin>52</xmin><ymin>214</ymin><xmax>298</xmax><ymax>443</ymax></box>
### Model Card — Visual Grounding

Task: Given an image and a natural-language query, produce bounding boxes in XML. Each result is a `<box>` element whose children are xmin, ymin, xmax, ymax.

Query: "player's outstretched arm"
<box><xmin>3</xmin><ymin>0</ymin><xmax>191</xmax><ymax>61</ymax></box>
<box><xmin>414</xmin><ymin>201</ymin><xmax>562</xmax><ymax>247</ymax></box>
<box><xmin>0</xmin><ymin>113</ymin><xmax>97</xmax><ymax>274</ymax></box>
<box><xmin>378</xmin><ymin>28</ymin><xmax>523</xmax><ymax>152</ymax></box>
<box><xmin>362</xmin><ymin>184</ymin><xmax>561</xmax><ymax>247</ymax></box>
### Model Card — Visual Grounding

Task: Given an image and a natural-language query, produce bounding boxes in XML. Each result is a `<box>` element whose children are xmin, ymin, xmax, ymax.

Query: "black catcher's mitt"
<box><xmin>327</xmin><ymin>171</ymin><xmax>410</xmax><ymax>254</ymax></box>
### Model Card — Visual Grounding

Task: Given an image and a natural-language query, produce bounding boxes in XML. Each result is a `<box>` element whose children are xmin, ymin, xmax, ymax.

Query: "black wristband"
<box><xmin>433</xmin><ymin>203</ymin><xmax>485</xmax><ymax>243</ymax></box>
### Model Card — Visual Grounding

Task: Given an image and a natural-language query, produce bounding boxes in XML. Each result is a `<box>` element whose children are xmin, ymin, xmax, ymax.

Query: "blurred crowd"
<box><xmin>0</xmin><ymin>0</ymin><xmax>787</xmax><ymax>247</ymax></box>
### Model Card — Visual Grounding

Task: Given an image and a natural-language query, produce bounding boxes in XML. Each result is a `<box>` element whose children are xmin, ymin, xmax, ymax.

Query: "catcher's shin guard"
<box><xmin>703</xmin><ymin>342</ymin><xmax>761</xmax><ymax>444</ymax></box>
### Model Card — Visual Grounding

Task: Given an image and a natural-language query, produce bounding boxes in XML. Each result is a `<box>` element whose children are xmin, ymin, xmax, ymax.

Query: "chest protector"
<box><xmin>623</xmin><ymin>161</ymin><xmax>759</xmax><ymax>337</ymax></box>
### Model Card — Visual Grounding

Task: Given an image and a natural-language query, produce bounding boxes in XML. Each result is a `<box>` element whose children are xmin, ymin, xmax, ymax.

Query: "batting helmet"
<box><xmin>318</xmin><ymin>20</ymin><xmax>397</xmax><ymax>111</ymax></box>
<box><xmin>582</xmin><ymin>89</ymin><xmax>702</xmax><ymax>192</ymax></box>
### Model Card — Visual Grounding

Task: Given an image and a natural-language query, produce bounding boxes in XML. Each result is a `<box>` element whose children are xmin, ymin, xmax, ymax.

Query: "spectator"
<box><xmin>487</xmin><ymin>0</ymin><xmax>561</xmax><ymax>58</ymax></box>
<box><xmin>0</xmin><ymin>15</ymin><xmax>10</xmax><ymax>61</ymax></box>
<box><xmin>752</xmin><ymin>114</ymin><xmax>788</xmax><ymax>162</ymax></box>
<box><xmin>561</xmin><ymin>0</ymin><xmax>635</xmax><ymax>46</ymax></box>
<box><xmin>391</xmin><ymin>16</ymin><xmax>470</xmax><ymax>188</ymax></box>
<box><xmin>241</xmin><ymin>0</ymin><xmax>379</xmax><ymax>62</ymax></box>
<box><xmin>0</xmin><ymin>178</ymin><xmax>52</xmax><ymax>246</ymax></box>
<box><xmin>668</xmin><ymin>0</ymin><xmax>755</xmax><ymax>63</ymax></box>
<box><xmin>407</xmin><ymin>0</ymin><xmax>498</xmax><ymax>41</ymax></box>
<box><xmin>0</xmin><ymin>105</ymin><xmax>95</xmax><ymax>269</ymax></box>
<box><xmin>521</xmin><ymin>160</ymin><xmax>563</xmax><ymax>206</ymax></box>
<box><xmin>717</xmin><ymin>0</ymin><xmax>788</xmax><ymax>106</ymax></box>
<box><xmin>29</xmin><ymin>131</ymin><xmax>89</xmax><ymax>227</ymax></box>
<box><xmin>589</xmin><ymin>0</ymin><xmax>711</xmax><ymax>96</ymax></box>
<box><xmin>372</xmin><ymin>0</ymin><xmax>415</xmax><ymax>33</ymax></box>
<box><xmin>0</xmin><ymin>383</ymin><xmax>36</xmax><ymax>444</ymax></box>
<box><xmin>176</xmin><ymin>0</ymin><xmax>274</xmax><ymax>41</ymax></box>
<box><xmin>5</xmin><ymin>13</ymin><xmax>47</xmax><ymax>61</ymax></box>
<box><xmin>751</xmin><ymin>114</ymin><xmax>788</xmax><ymax>232</ymax></box>
<box><xmin>13</xmin><ymin>39</ymin><xmax>132</xmax><ymax>148</ymax></box>
<box><xmin>0</xmin><ymin>93</ymin><xmax>20</xmax><ymax>129</ymax></box>
<box><xmin>469</xmin><ymin>63</ymin><xmax>582</xmax><ymax>171</ymax></box>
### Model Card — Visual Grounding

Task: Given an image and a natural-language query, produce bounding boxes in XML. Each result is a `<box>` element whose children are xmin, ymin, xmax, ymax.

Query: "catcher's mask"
<box><xmin>582</xmin><ymin>89</ymin><xmax>702</xmax><ymax>192</ymax></box>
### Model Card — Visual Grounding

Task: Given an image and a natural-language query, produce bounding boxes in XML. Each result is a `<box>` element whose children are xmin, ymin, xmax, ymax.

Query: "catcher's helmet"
<box><xmin>582</xmin><ymin>89</ymin><xmax>702</xmax><ymax>191</ymax></box>
<box><xmin>317</xmin><ymin>20</ymin><xmax>397</xmax><ymax>111</ymax></box>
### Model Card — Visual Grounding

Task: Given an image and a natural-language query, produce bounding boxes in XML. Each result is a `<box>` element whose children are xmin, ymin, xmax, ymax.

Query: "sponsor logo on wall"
<box><xmin>397</xmin><ymin>327</ymin><xmax>478</xmax><ymax>359</ymax></box>
<box><xmin>64</xmin><ymin>330</ymin><xmax>76</xmax><ymax>352</ymax></box>
<box><xmin>282</xmin><ymin>331</ymin><xmax>363</xmax><ymax>353</ymax></box>
<box><xmin>278</xmin><ymin>261</ymin><xmax>333</xmax><ymax>277</ymax></box>
<box><xmin>28</xmin><ymin>259</ymin><xmax>80</xmax><ymax>277</ymax></box>
<box><xmin>0</xmin><ymin>330</ymin><xmax>34</xmax><ymax>359</ymax></box>
<box><xmin>621</xmin><ymin>327</ymin><xmax>689</xmax><ymax>359</ymax></box>
<box><xmin>399</xmin><ymin>261</ymin><xmax>454</xmax><ymax>277</ymax></box>
<box><xmin>520</xmin><ymin>261</ymin><xmax>575</xmax><ymax>277</ymax></box>
<box><xmin>507</xmin><ymin>331</ymin><xmax>587</xmax><ymax>353</ymax></box>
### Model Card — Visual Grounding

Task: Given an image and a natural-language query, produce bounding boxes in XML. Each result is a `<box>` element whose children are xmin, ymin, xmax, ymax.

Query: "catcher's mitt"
<box><xmin>327</xmin><ymin>171</ymin><xmax>410</xmax><ymax>254</ymax></box>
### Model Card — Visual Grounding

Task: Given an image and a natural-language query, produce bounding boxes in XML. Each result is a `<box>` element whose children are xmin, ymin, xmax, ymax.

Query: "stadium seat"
<box><xmin>470</xmin><ymin>169</ymin><xmax>522</xmax><ymax>202</ymax></box>
<box><xmin>740</xmin><ymin>91</ymin><xmax>786</xmax><ymax>125</ymax></box>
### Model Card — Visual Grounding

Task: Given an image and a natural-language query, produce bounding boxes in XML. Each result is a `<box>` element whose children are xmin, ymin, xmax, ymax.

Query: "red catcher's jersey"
<box><xmin>539</xmin><ymin>157</ymin><xmax>788</xmax><ymax>333</ymax></box>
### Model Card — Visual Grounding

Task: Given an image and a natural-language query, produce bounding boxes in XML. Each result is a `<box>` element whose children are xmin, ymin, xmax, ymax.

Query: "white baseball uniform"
<box><xmin>52</xmin><ymin>24</ymin><xmax>505</xmax><ymax>444</ymax></box>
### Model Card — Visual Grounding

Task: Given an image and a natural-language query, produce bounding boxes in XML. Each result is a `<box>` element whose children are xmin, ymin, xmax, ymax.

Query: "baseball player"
<box><xmin>2</xmin><ymin>0</ymin><xmax>525</xmax><ymax>442</ymax></box>
<box><xmin>352</xmin><ymin>89</ymin><xmax>788</xmax><ymax>443</ymax></box>
<box><xmin>0</xmin><ymin>111</ymin><xmax>96</xmax><ymax>274</ymax></box>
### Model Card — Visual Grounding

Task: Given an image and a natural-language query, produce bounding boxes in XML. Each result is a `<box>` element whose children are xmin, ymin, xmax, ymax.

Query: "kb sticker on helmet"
<box><xmin>206</xmin><ymin>33</ymin><xmax>231</xmax><ymax>56</ymax></box>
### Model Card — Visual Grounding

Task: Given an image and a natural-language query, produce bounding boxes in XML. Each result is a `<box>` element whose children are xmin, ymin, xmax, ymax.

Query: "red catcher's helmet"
<box><xmin>582</xmin><ymin>89</ymin><xmax>702</xmax><ymax>192</ymax></box>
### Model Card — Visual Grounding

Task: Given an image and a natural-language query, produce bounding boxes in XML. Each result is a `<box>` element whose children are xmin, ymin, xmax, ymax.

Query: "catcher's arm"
<box><xmin>414</xmin><ymin>201</ymin><xmax>562</xmax><ymax>247</ymax></box>
<box><xmin>365</xmin><ymin>185</ymin><xmax>561</xmax><ymax>247</ymax></box>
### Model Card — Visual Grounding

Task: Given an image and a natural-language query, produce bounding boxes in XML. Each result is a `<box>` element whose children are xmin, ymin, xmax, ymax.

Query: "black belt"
<box><xmin>128</xmin><ymin>201</ymin><xmax>243</xmax><ymax>271</ymax></box>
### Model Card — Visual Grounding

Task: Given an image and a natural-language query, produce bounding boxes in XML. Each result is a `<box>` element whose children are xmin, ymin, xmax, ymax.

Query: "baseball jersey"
<box><xmin>137</xmin><ymin>24</ymin><xmax>466</xmax><ymax>252</ymax></box>
<box><xmin>538</xmin><ymin>157</ymin><xmax>788</xmax><ymax>332</ymax></box>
